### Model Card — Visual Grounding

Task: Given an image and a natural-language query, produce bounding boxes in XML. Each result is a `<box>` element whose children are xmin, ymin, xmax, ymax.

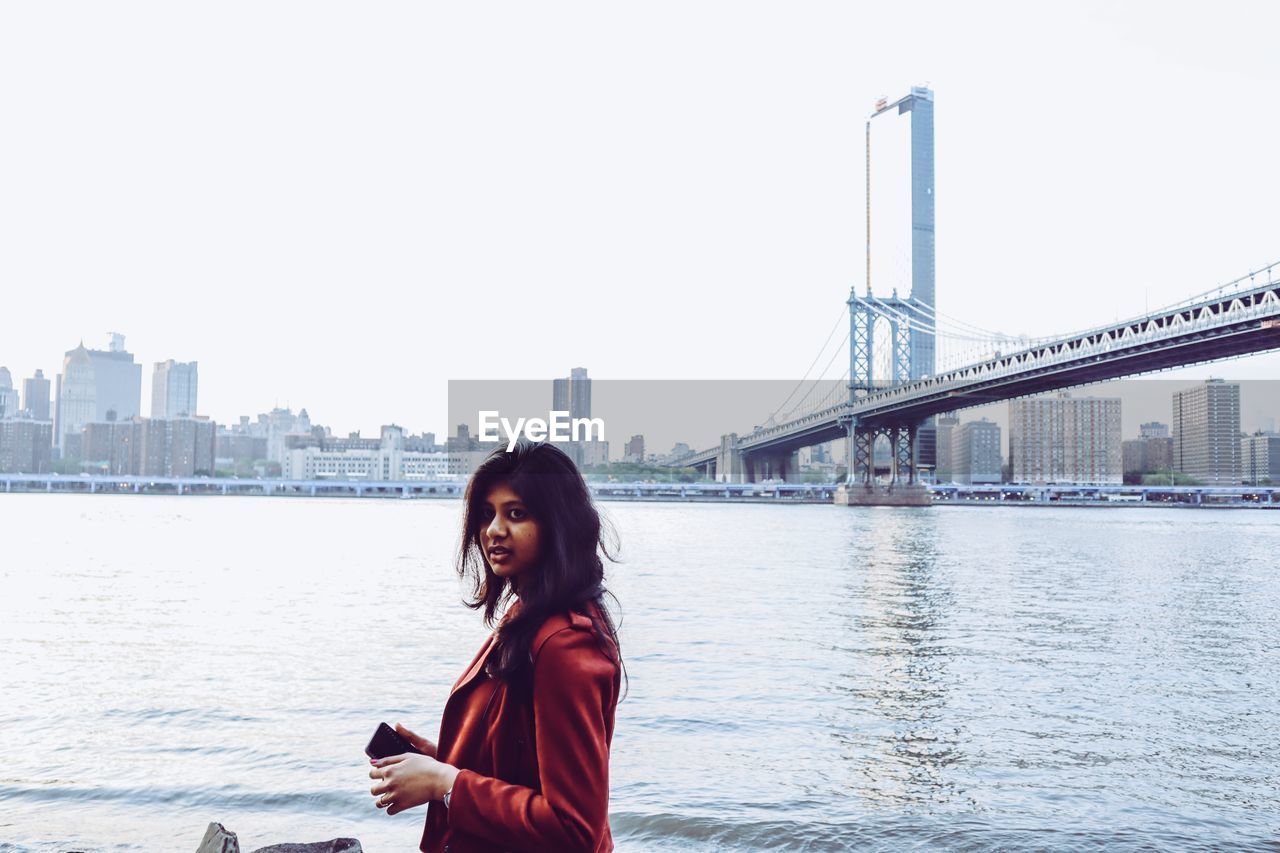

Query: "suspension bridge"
<box><xmin>663</xmin><ymin>87</ymin><xmax>1280</xmax><ymax>503</ymax></box>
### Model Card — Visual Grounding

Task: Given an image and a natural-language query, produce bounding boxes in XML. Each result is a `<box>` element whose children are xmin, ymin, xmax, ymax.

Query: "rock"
<box><xmin>196</xmin><ymin>823</ymin><xmax>240</xmax><ymax>853</ymax></box>
<box><xmin>250</xmin><ymin>842</ymin><xmax>362</xmax><ymax>853</ymax></box>
<box><xmin>194</xmin><ymin>822</ymin><xmax>362</xmax><ymax>853</ymax></box>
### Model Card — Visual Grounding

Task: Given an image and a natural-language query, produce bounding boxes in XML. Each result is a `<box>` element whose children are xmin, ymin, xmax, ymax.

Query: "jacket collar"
<box><xmin>448</xmin><ymin>600</ymin><xmax>606</xmax><ymax>698</ymax></box>
<box><xmin>449</xmin><ymin>600</ymin><xmax>522</xmax><ymax>698</ymax></box>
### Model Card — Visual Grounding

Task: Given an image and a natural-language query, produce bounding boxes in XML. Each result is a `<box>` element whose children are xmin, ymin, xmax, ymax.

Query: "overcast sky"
<box><xmin>2</xmin><ymin>1</ymin><xmax>1277</xmax><ymax>438</ymax></box>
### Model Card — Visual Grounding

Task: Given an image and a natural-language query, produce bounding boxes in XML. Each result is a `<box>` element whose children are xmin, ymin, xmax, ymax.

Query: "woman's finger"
<box><xmin>395</xmin><ymin>722</ymin><xmax>437</xmax><ymax>756</ymax></box>
<box><xmin>374</xmin><ymin>784</ymin><xmax>394</xmax><ymax>808</ymax></box>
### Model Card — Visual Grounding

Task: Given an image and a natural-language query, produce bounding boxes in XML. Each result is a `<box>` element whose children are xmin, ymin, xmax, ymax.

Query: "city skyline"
<box><xmin>5</xmin><ymin>333</ymin><xmax>1280</xmax><ymax>450</ymax></box>
<box><xmin>2</xmin><ymin>4</ymin><xmax>1278</xmax><ymax>436</ymax></box>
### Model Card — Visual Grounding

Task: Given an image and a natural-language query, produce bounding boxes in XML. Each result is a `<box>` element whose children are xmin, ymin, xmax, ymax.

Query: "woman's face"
<box><xmin>478</xmin><ymin>482</ymin><xmax>542</xmax><ymax>582</ymax></box>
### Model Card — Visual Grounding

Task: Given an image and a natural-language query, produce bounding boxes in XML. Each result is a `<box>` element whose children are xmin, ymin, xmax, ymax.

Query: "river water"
<box><xmin>0</xmin><ymin>495</ymin><xmax>1277</xmax><ymax>851</ymax></box>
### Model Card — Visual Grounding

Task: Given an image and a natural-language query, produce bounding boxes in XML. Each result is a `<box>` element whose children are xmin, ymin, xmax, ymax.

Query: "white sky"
<box><xmin>2</xmin><ymin>1</ymin><xmax>1277</xmax><ymax>437</ymax></box>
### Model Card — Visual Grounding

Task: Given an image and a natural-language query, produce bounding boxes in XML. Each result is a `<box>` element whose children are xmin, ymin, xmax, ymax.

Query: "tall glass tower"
<box><xmin>862</xmin><ymin>86</ymin><xmax>937</xmax><ymax>474</ymax></box>
<box><xmin>904</xmin><ymin>86</ymin><xmax>935</xmax><ymax>380</ymax></box>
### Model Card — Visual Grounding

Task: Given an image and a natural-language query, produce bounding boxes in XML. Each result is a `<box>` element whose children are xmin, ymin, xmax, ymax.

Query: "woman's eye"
<box><xmin>509</xmin><ymin>509</ymin><xmax>526</xmax><ymax>520</ymax></box>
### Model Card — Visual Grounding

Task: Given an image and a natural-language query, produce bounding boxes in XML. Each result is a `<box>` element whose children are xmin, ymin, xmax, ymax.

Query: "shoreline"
<box><xmin>1</xmin><ymin>476</ymin><xmax>1277</xmax><ymax>509</ymax></box>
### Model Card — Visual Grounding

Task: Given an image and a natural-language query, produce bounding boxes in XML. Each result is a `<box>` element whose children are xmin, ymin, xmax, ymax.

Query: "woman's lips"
<box><xmin>489</xmin><ymin>548</ymin><xmax>511</xmax><ymax>562</ymax></box>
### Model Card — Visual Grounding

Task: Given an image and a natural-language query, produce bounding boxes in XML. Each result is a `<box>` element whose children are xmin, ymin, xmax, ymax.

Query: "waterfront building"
<box><xmin>1125</xmin><ymin>420</ymin><xmax>1174</xmax><ymax>479</ymax></box>
<box><xmin>552</xmin><ymin>367</ymin><xmax>592</xmax><ymax>467</ymax></box>
<box><xmin>151</xmin><ymin>360</ymin><xmax>198</xmax><ymax>418</ymax></box>
<box><xmin>445</xmin><ymin>423</ymin><xmax>501</xmax><ymax>479</ymax></box>
<box><xmin>1123</xmin><ymin>435</ymin><xmax>1174</xmax><ymax>478</ymax></box>
<box><xmin>0</xmin><ymin>368</ymin><xmax>19</xmax><ymax>419</ymax></box>
<box><xmin>623</xmin><ymin>435</ymin><xmax>645</xmax><ymax>464</ymax></box>
<box><xmin>23</xmin><ymin>369</ymin><xmax>51</xmax><ymax>421</ymax></box>
<box><xmin>165</xmin><ymin>417</ymin><xmax>217</xmax><ymax>477</ymax></box>
<box><xmin>951</xmin><ymin>418</ymin><xmax>1002</xmax><ymax>484</ymax></box>
<box><xmin>1242</xmin><ymin>432</ymin><xmax>1280</xmax><ymax>485</ymax></box>
<box><xmin>797</xmin><ymin>443</ymin><xmax>841</xmax><ymax>481</ymax></box>
<box><xmin>87</xmin><ymin>334</ymin><xmax>143</xmax><ymax>422</ymax></box>
<box><xmin>78</xmin><ymin>416</ymin><xmax>216</xmax><ymax>477</ymax></box>
<box><xmin>1172</xmin><ymin>379</ymin><xmax>1241</xmax><ymax>486</ymax></box>
<box><xmin>1009</xmin><ymin>393</ymin><xmax>1122</xmax><ymax>484</ymax></box>
<box><xmin>0</xmin><ymin>419</ymin><xmax>53</xmax><ymax>473</ymax></box>
<box><xmin>933</xmin><ymin>413</ymin><xmax>960</xmax><ymax>481</ymax></box>
<box><xmin>285</xmin><ymin>431</ymin><xmax>378</xmax><ymax>454</ymax></box>
<box><xmin>582</xmin><ymin>440</ymin><xmax>610</xmax><ymax>467</ymax></box>
<box><xmin>54</xmin><ymin>335</ymin><xmax>142</xmax><ymax>452</ymax></box>
<box><xmin>261</xmin><ymin>407</ymin><xmax>314</xmax><ymax>463</ymax></box>
<box><xmin>82</xmin><ymin>419</ymin><xmax>137</xmax><ymax>475</ymax></box>
<box><xmin>1147</xmin><ymin>437</ymin><xmax>1173</xmax><ymax>471</ymax></box>
<box><xmin>404</xmin><ymin>432</ymin><xmax>439</xmax><ymax>453</ymax></box>
<box><xmin>1122</xmin><ymin>440</ymin><xmax>1146</xmax><ymax>477</ymax></box>
<box><xmin>54</xmin><ymin>345</ymin><xmax>95</xmax><ymax>451</ymax></box>
<box><xmin>284</xmin><ymin>424</ymin><xmax>451</xmax><ymax>480</ymax></box>
<box><xmin>214</xmin><ymin>432</ymin><xmax>268</xmax><ymax>473</ymax></box>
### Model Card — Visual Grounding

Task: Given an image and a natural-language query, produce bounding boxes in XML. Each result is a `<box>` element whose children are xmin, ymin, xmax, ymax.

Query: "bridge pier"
<box><xmin>891</xmin><ymin>424</ymin><xmax>917</xmax><ymax>485</ymax></box>
<box><xmin>716</xmin><ymin>433</ymin><xmax>745</xmax><ymax>483</ymax></box>
<box><xmin>744</xmin><ymin>449</ymin><xmax>802</xmax><ymax>483</ymax></box>
<box><xmin>836</xmin><ymin>417</ymin><xmax>929</xmax><ymax>506</ymax></box>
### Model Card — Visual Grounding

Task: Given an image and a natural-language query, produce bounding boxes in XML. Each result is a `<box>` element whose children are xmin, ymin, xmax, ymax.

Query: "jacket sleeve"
<box><xmin>446</xmin><ymin>625</ymin><xmax>617</xmax><ymax>852</ymax></box>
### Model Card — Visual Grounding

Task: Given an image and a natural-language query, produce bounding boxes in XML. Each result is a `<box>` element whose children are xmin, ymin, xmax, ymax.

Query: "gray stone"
<box><xmin>250</xmin><ymin>842</ymin><xmax>362</xmax><ymax>853</ymax></box>
<box><xmin>196</xmin><ymin>823</ymin><xmax>240</xmax><ymax>853</ymax></box>
<box><xmin>194</xmin><ymin>821</ymin><xmax>362</xmax><ymax>853</ymax></box>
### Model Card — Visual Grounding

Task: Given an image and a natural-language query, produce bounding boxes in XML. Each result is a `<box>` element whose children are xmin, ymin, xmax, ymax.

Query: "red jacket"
<box><xmin>420</xmin><ymin>601</ymin><xmax>621</xmax><ymax>853</ymax></box>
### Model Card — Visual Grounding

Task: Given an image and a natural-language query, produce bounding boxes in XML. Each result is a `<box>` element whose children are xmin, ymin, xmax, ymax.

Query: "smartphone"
<box><xmin>365</xmin><ymin>722</ymin><xmax>426</xmax><ymax>760</ymax></box>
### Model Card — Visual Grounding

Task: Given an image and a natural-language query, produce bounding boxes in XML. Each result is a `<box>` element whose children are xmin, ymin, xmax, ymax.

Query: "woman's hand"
<box><xmin>393</xmin><ymin>722</ymin><xmax>437</xmax><ymax>758</ymax></box>
<box><xmin>369</xmin><ymin>753</ymin><xmax>460</xmax><ymax>816</ymax></box>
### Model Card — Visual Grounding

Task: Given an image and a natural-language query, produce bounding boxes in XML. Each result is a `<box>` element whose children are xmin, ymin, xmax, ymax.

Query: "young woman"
<box><xmin>369</xmin><ymin>437</ymin><xmax>624</xmax><ymax>853</ymax></box>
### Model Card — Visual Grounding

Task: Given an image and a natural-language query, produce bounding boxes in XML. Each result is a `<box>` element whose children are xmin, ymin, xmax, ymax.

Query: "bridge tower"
<box><xmin>842</xmin><ymin>86</ymin><xmax>937</xmax><ymax>499</ymax></box>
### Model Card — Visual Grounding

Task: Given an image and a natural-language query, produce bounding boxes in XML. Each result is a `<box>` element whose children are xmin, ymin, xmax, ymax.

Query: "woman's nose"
<box><xmin>486</xmin><ymin>515</ymin><xmax>506</xmax><ymax>537</ymax></box>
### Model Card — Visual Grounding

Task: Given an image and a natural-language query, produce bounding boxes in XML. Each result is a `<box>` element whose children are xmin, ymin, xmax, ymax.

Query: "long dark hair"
<box><xmin>457</xmin><ymin>437</ymin><xmax>625</xmax><ymax>696</ymax></box>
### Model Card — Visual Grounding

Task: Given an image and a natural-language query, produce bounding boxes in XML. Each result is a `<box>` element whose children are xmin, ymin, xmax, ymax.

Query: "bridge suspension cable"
<box><xmin>765</xmin><ymin>259</ymin><xmax>1280</xmax><ymax>433</ymax></box>
<box><xmin>764</xmin><ymin>307</ymin><xmax>849</xmax><ymax>426</ymax></box>
<box><xmin>1147</xmin><ymin>260</ymin><xmax>1278</xmax><ymax>314</ymax></box>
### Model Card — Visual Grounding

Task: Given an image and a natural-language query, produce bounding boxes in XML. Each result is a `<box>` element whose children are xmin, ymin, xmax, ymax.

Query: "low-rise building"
<box><xmin>1242</xmin><ymin>432</ymin><xmax>1280</xmax><ymax>485</ymax></box>
<box><xmin>1123</xmin><ymin>436</ymin><xmax>1174</xmax><ymax>477</ymax></box>
<box><xmin>284</xmin><ymin>425</ymin><xmax>452</xmax><ymax>480</ymax></box>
